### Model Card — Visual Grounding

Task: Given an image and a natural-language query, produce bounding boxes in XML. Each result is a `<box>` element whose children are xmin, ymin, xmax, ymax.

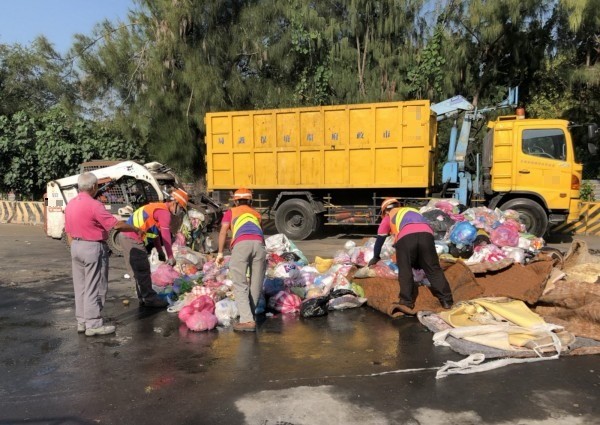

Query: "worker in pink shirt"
<box><xmin>216</xmin><ymin>188</ymin><xmax>266</xmax><ymax>332</ymax></box>
<box><xmin>119</xmin><ymin>188</ymin><xmax>189</xmax><ymax>307</ymax></box>
<box><xmin>65</xmin><ymin>172</ymin><xmax>143</xmax><ymax>336</ymax></box>
<box><xmin>368</xmin><ymin>198</ymin><xmax>453</xmax><ymax>315</ymax></box>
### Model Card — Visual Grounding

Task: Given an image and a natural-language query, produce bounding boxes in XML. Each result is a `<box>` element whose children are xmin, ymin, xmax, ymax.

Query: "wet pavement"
<box><xmin>0</xmin><ymin>224</ymin><xmax>599</xmax><ymax>425</ymax></box>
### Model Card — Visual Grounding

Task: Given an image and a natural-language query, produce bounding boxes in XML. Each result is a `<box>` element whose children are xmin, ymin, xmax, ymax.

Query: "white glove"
<box><xmin>215</xmin><ymin>253</ymin><xmax>224</xmax><ymax>267</ymax></box>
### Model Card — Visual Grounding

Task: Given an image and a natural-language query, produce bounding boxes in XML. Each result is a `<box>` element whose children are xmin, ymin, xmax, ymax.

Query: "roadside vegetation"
<box><xmin>1</xmin><ymin>0</ymin><xmax>598</xmax><ymax>198</ymax></box>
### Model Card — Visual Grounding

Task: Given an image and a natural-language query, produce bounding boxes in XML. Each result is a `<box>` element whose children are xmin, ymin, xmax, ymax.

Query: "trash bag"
<box><xmin>330</xmin><ymin>288</ymin><xmax>356</xmax><ymax>298</ymax></box>
<box><xmin>268</xmin><ymin>291</ymin><xmax>302</xmax><ymax>314</ymax></box>
<box><xmin>263</xmin><ymin>277</ymin><xmax>285</xmax><ymax>297</ymax></box>
<box><xmin>186</xmin><ymin>310</ymin><xmax>218</xmax><ymax>331</ymax></box>
<box><xmin>281</xmin><ymin>252</ymin><xmax>301</xmax><ymax>262</ymax></box>
<box><xmin>422</xmin><ymin>209</ymin><xmax>455</xmax><ymax>239</ymax></box>
<box><xmin>449</xmin><ymin>221</ymin><xmax>478</xmax><ymax>247</ymax></box>
<box><xmin>151</xmin><ymin>264</ymin><xmax>180</xmax><ymax>287</ymax></box>
<box><xmin>315</xmin><ymin>256</ymin><xmax>334</xmax><ymax>273</ymax></box>
<box><xmin>214</xmin><ymin>298</ymin><xmax>239</xmax><ymax>327</ymax></box>
<box><xmin>328</xmin><ymin>294</ymin><xmax>366</xmax><ymax>310</ymax></box>
<box><xmin>448</xmin><ymin>243</ymin><xmax>474</xmax><ymax>259</ymax></box>
<box><xmin>300</xmin><ymin>296</ymin><xmax>330</xmax><ymax>318</ymax></box>
<box><xmin>353</xmin><ymin>266</ymin><xmax>377</xmax><ymax>278</ymax></box>
<box><xmin>350</xmin><ymin>282</ymin><xmax>365</xmax><ymax>298</ymax></box>
<box><xmin>490</xmin><ymin>224</ymin><xmax>520</xmax><ymax>247</ymax></box>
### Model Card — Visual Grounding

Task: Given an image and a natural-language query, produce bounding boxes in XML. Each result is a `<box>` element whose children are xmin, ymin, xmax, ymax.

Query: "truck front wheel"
<box><xmin>274</xmin><ymin>199</ymin><xmax>316</xmax><ymax>240</ymax></box>
<box><xmin>500</xmin><ymin>198</ymin><xmax>548</xmax><ymax>237</ymax></box>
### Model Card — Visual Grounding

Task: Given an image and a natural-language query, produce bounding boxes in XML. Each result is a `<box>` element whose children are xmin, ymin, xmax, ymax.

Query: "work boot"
<box><xmin>391</xmin><ymin>303</ymin><xmax>418</xmax><ymax>316</ymax></box>
<box><xmin>77</xmin><ymin>323</ymin><xmax>85</xmax><ymax>333</ymax></box>
<box><xmin>233</xmin><ymin>321</ymin><xmax>256</xmax><ymax>332</ymax></box>
<box><xmin>139</xmin><ymin>297</ymin><xmax>168</xmax><ymax>308</ymax></box>
<box><xmin>85</xmin><ymin>325</ymin><xmax>116</xmax><ymax>336</ymax></box>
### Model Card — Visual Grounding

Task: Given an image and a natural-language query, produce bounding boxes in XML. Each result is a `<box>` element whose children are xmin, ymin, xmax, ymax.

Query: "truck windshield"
<box><xmin>522</xmin><ymin>129</ymin><xmax>566</xmax><ymax>161</ymax></box>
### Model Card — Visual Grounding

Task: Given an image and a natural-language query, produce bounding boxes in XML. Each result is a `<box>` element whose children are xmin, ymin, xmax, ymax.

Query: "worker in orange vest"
<box><xmin>120</xmin><ymin>188</ymin><xmax>189</xmax><ymax>308</ymax></box>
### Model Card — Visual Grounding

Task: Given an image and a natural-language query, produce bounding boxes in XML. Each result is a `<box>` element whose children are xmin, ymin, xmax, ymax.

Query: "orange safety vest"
<box><xmin>127</xmin><ymin>203</ymin><xmax>169</xmax><ymax>244</ymax></box>
<box><xmin>230</xmin><ymin>205</ymin><xmax>263</xmax><ymax>246</ymax></box>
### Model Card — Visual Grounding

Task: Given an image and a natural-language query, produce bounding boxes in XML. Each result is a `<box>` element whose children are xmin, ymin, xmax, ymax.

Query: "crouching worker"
<box><xmin>119</xmin><ymin>188</ymin><xmax>189</xmax><ymax>308</ymax></box>
<box><xmin>368</xmin><ymin>198</ymin><xmax>453</xmax><ymax>314</ymax></box>
<box><xmin>216</xmin><ymin>188</ymin><xmax>266</xmax><ymax>332</ymax></box>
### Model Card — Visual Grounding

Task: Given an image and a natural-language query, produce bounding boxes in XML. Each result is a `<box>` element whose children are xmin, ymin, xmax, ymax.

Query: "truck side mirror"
<box><xmin>588</xmin><ymin>143</ymin><xmax>598</xmax><ymax>155</ymax></box>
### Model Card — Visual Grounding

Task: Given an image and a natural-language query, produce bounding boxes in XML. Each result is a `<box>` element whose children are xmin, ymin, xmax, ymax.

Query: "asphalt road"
<box><xmin>0</xmin><ymin>224</ymin><xmax>599</xmax><ymax>425</ymax></box>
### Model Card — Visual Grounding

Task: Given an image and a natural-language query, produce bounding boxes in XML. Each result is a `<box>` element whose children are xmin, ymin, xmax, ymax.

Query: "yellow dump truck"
<box><xmin>205</xmin><ymin>93</ymin><xmax>596</xmax><ymax>239</ymax></box>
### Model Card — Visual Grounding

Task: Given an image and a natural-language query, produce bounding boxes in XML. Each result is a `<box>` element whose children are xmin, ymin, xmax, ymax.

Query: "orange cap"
<box><xmin>233</xmin><ymin>188</ymin><xmax>253</xmax><ymax>200</ymax></box>
<box><xmin>380</xmin><ymin>198</ymin><xmax>399</xmax><ymax>215</ymax></box>
<box><xmin>170</xmin><ymin>188</ymin><xmax>189</xmax><ymax>209</ymax></box>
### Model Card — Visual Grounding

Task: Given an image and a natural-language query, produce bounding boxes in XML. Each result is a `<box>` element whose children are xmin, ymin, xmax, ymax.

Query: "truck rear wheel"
<box><xmin>107</xmin><ymin>229</ymin><xmax>123</xmax><ymax>257</ymax></box>
<box><xmin>500</xmin><ymin>198</ymin><xmax>548</xmax><ymax>237</ymax></box>
<box><xmin>274</xmin><ymin>199</ymin><xmax>316</xmax><ymax>240</ymax></box>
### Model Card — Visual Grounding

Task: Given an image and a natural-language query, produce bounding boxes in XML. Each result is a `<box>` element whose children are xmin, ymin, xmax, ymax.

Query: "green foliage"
<box><xmin>407</xmin><ymin>26</ymin><xmax>447</xmax><ymax>100</ymax></box>
<box><xmin>0</xmin><ymin>108</ymin><xmax>143</xmax><ymax>198</ymax></box>
<box><xmin>526</xmin><ymin>55</ymin><xmax>577</xmax><ymax>119</ymax></box>
<box><xmin>0</xmin><ymin>38</ymin><xmax>77</xmax><ymax>116</ymax></box>
<box><xmin>580</xmin><ymin>180</ymin><xmax>596</xmax><ymax>201</ymax></box>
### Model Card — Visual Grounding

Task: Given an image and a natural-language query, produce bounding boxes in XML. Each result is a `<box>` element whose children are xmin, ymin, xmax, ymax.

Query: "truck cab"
<box><xmin>480</xmin><ymin>117</ymin><xmax>583</xmax><ymax>235</ymax></box>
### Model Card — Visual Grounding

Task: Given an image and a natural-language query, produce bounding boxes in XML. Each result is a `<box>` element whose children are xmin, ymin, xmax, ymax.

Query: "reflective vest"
<box><xmin>389</xmin><ymin>207</ymin><xmax>428</xmax><ymax>241</ymax></box>
<box><xmin>230</xmin><ymin>205</ymin><xmax>263</xmax><ymax>246</ymax></box>
<box><xmin>127</xmin><ymin>203</ymin><xmax>169</xmax><ymax>244</ymax></box>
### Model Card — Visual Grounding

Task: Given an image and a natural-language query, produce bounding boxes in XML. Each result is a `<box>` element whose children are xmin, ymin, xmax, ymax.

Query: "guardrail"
<box><xmin>551</xmin><ymin>202</ymin><xmax>600</xmax><ymax>236</ymax></box>
<box><xmin>1</xmin><ymin>199</ymin><xmax>599</xmax><ymax>235</ymax></box>
<box><xmin>0</xmin><ymin>201</ymin><xmax>45</xmax><ymax>225</ymax></box>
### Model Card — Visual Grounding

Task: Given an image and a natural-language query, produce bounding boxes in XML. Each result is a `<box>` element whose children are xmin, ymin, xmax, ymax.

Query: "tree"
<box><xmin>0</xmin><ymin>38</ymin><xmax>77</xmax><ymax>117</ymax></box>
<box><xmin>0</xmin><ymin>107</ymin><xmax>143</xmax><ymax>198</ymax></box>
<box><xmin>438</xmin><ymin>0</ymin><xmax>552</xmax><ymax>106</ymax></box>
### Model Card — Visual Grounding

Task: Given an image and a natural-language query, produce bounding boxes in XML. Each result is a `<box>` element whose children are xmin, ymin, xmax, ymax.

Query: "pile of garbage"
<box><xmin>422</xmin><ymin>199</ymin><xmax>545</xmax><ymax>271</ymax></box>
<box><xmin>148</xmin><ymin>234</ymin><xmax>372</xmax><ymax>332</ymax></box>
<box><xmin>146</xmin><ymin>201</ymin><xmax>548</xmax><ymax>332</ymax></box>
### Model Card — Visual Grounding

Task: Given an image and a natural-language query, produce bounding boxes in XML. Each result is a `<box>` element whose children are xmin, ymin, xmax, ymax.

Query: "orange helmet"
<box><xmin>233</xmin><ymin>188</ymin><xmax>253</xmax><ymax>200</ymax></box>
<box><xmin>380</xmin><ymin>198</ymin><xmax>399</xmax><ymax>215</ymax></box>
<box><xmin>170</xmin><ymin>188</ymin><xmax>189</xmax><ymax>209</ymax></box>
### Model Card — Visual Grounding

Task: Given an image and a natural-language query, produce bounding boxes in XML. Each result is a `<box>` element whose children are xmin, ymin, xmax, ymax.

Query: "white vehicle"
<box><xmin>45</xmin><ymin>161</ymin><xmax>184</xmax><ymax>254</ymax></box>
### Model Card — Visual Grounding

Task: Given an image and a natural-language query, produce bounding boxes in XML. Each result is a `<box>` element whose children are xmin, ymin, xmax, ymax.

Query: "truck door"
<box><xmin>514</xmin><ymin>126</ymin><xmax>572</xmax><ymax>210</ymax></box>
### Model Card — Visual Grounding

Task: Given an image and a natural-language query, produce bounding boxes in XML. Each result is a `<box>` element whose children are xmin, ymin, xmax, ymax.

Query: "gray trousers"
<box><xmin>71</xmin><ymin>240</ymin><xmax>110</xmax><ymax>329</ymax></box>
<box><xmin>228</xmin><ymin>240</ymin><xmax>267</xmax><ymax>323</ymax></box>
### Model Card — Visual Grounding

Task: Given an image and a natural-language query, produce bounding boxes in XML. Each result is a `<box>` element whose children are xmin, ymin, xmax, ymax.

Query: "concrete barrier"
<box><xmin>551</xmin><ymin>202</ymin><xmax>600</xmax><ymax>236</ymax></box>
<box><xmin>0</xmin><ymin>201</ymin><xmax>45</xmax><ymax>225</ymax></box>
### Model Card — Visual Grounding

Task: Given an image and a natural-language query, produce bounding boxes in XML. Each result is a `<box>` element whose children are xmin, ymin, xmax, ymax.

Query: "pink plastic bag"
<box><xmin>268</xmin><ymin>291</ymin><xmax>301</xmax><ymax>314</ymax></box>
<box><xmin>490</xmin><ymin>225</ymin><xmax>519</xmax><ymax>247</ymax></box>
<box><xmin>371</xmin><ymin>263</ymin><xmax>397</xmax><ymax>279</ymax></box>
<box><xmin>190</xmin><ymin>295</ymin><xmax>216</xmax><ymax>314</ymax></box>
<box><xmin>186</xmin><ymin>310</ymin><xmax>218</xmax><ymax>331</ymax></box>
<box><xmin>151</xmin><ymin>264</ymin><xmax>180</xmax><ymax>286</ymax></box>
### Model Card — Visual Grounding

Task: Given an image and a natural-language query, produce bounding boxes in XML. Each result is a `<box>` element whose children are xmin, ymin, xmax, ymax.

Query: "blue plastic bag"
<box><xmin>450</xmin><ymin>221</ymin><xmax>477</xmax><ymax>247</ymax></box>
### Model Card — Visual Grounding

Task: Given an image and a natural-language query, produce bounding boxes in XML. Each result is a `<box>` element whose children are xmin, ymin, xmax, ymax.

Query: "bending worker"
<box><xmin>119</xmin><ymin>188</ymin><xmax>189</xmax><ymax>308</ymax></box>
<box><xmin>65</xmin><ymin>172</ymin><xmax>144</xmax><ymax>336</ymax></box>
<box><xmin>368</xmin><ymin>198</ymin><xmax>454</xmax><ymax>314</ymax></box>
<box><xmin>216</xmin><ymin>188</ymin><xmax>266</xmax><ymax>332</ymax></box>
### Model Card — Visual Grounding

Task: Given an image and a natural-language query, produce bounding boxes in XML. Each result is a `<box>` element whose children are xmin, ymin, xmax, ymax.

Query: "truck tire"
<box><xmin>500</xmin><ymin>198</ymin><xmax>548</xmax><ymax>237</ymax></box>
<box><xmin>107</xmin><ymin>229</ymin><xmax>123</xmax><ymax>257</ymax></box>
<box><xmin>274</xmin><ymin>199</ymin><xmax>316</xmax><ymax>240</ymax></box>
